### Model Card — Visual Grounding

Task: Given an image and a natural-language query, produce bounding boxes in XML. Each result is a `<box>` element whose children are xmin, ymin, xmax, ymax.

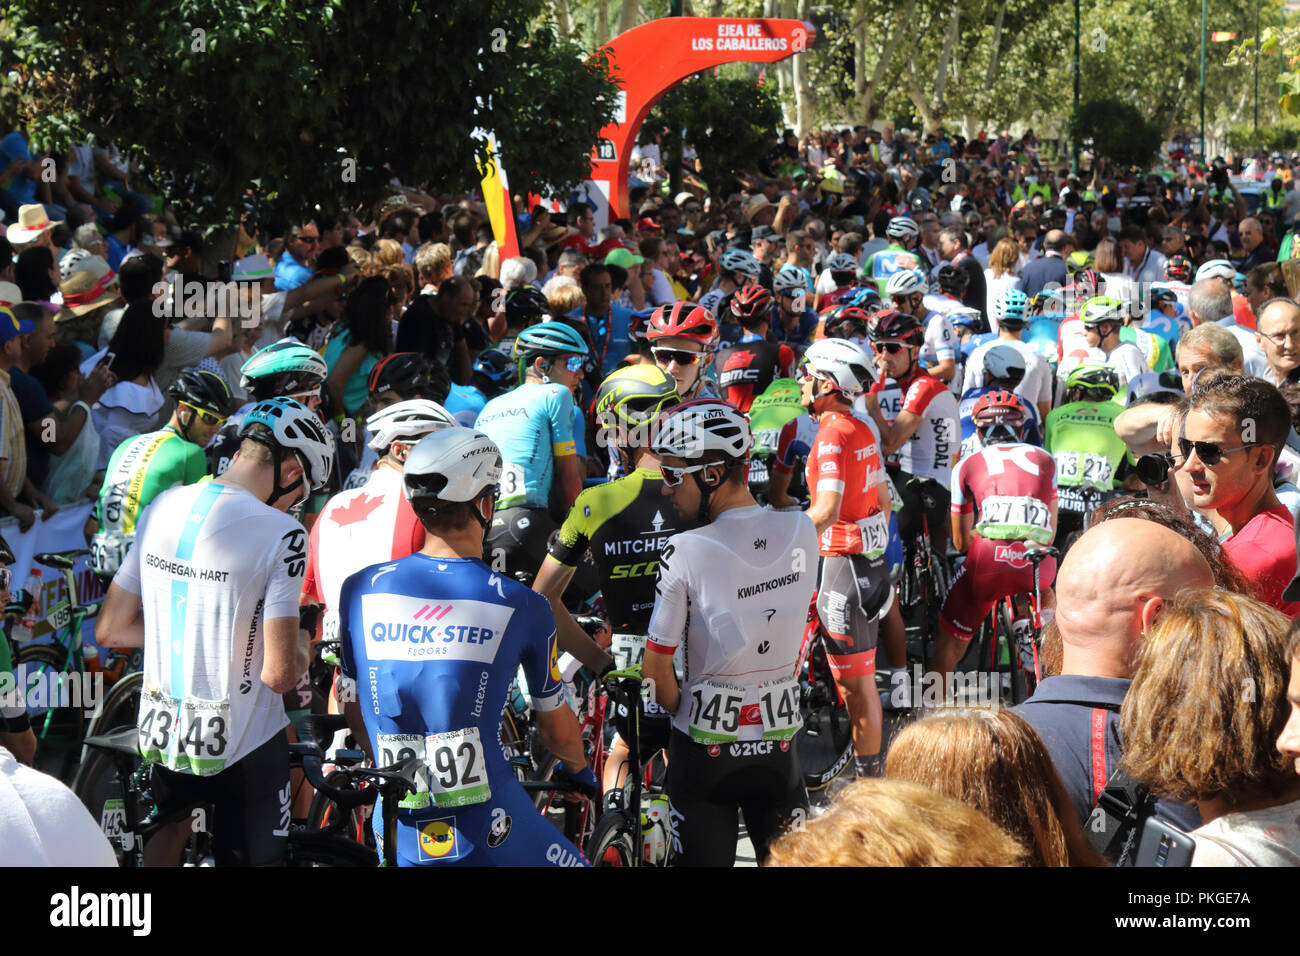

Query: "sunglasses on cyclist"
<box><xmin>1135</xmin><ymin>452</ymin><xmax>1179</xmax><ymax>486</ymax></box>
<box><xmin>560</xmin><ymin>356</ymin><xmax>586</xmax><ymax>373</ymax></box>
<box><xmin>876</xmin><ymin>341</ymin><xmax>909</xmax><ymax>355</ymax></box>
<box><xmin>0</xmin><ymin>567</ymin><xmax>10</xmax><ymax>591</ymax></box>
<box><xmin>1176</xmin><ymin>437</ymin><xmax>1257</xmax><ymax>467</ymax></box>
<box><xmin>181</xmin><ymin>402</ymin><xmax>227</xmax><ymax>426</ymax></box>
<box><xmin>660</xmin><ymin>463</ymin><xmax>711</xmax><ymax>487</ymax></box>
<box><xmin>652</xmin><ymin>347</ymin><xmax>702</xmax><ymax>366</ymax></box>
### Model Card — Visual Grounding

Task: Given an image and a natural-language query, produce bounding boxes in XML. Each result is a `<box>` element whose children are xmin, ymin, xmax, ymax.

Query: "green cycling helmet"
<box><xmin>1065</xmin><ymin>363</ymin><xmax>1120</xmax><ymax>398</ymax></box>
<box><xmin>1080</xmin><ymin>296</ymin><xmax>1126</xmax><ymax>327</ymax></box>
<box><xmin>240</xmin><ymin>338</ymin><xmax>329</xmax><ymax>400</ymax></box>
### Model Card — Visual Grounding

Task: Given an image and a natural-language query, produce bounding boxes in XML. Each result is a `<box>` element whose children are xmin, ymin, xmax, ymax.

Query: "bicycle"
<box><xmin>793</xmin><ymin>597</ymin><xmax>855</xmax><ymax>792</ymax></box>
<box><xmin>897</xmin><ymin>508</ymin><xmax>952</xmax><ymax>670</ymax></box>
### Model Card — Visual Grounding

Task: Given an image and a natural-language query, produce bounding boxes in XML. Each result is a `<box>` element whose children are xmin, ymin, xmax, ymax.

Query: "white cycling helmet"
<box><xmin>239</xmin><ymin>396</ymin><xmax>337</xmax><ymax>494</ymax></box>
<box><xmin>720</xmin><ymin>249</ymin><xmax>762</xmax><ymax>281</ymax></box>
<box><xmin>403</xmin><ymin>427</ymin><xmax>503</xmax><ymax>506</ymax></box>
<box><xmin>827</xmin><ymin>253</ymin><xmax>859</xmax><ymax>274</ymax></box>
<box><xmin>885</xmin><ymin>268</ymin><xmax>927</xmax><ymax>298</ymax></box>
<box><xmin>885</xmin><ymin>216</ymin><xmax>920</xmax><ymax>242</ymax></box>
<box><xmin>800</xmin><ymin>338</ymin><xmax>875</xmax><ymax>397</ymax></box>
<box><xmin>58</xmin><ymin>248</ymin><xmax>92</xmax><ymax>282</ymax></box>
<box><xmin>773</xmin><ymin>267</ymin><xmax>807</xmax><ymax>294</ymax></box>
<box><xmin>652</xmin><ymin>399</ymin><xmax>752</xmax><ymax>462</ymax></box>
<box><xmin>1195</xmin><ymin>258</ymin><xmax>1236</xmax><ymax>283</ymax></box>
<box><xmin>365</xmin><ymin>398</ymin><xmax>458</xmax><ymax>451</ymax></box>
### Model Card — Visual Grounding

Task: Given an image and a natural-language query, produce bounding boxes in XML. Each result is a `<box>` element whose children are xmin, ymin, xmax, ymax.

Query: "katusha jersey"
<box><xmin>648</xmin><ymin>506</ymin><xmax>818</xmax><ymax>745</ymax></box>
<box><xmin>868</xmin><ymin>368</ymin><xmax>960</xmax><ymax>483</ymax></box>
<box><xmin>806</xmin><ymin>411</ymin><xmax>888</xmax><ymax>557</ymax></box>
<box><xmin>476</xmin><ymin>381</ymin><xmax>577</xmax><ymax>509</ymax></box>
<box><xmin>115</xmin><ymin>481</ymin><xmax>307</xmax><ymax>776</ymax></box>
<box><xmin>302</xmin><ymin>466</ymin><xmax>425</xmax><ymax>644</ymax></box>
<box><xmin>951</xmin><ymin>442</ymin><xmax>1058</xmax><ymax>545</ymax></box>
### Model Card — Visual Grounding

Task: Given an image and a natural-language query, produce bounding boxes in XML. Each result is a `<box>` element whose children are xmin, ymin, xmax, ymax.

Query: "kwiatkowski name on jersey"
<box><xmin>737</xmin><ymin>572</ymin><xmax>801</xmax><ymax>600</ymax></box>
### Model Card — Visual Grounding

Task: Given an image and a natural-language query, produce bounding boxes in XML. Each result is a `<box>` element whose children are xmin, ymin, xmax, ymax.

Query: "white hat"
<box><xmin>5</xmin><ymin>204</ymin><xmax>62</xmax><ymax>243</ymax></box>
<box><xmin>234</xmin><ymin>253</ymin><xmax>274</xmax><ymax>280</ymax></box>
<box><xmin>0</xmin><ymin>281</ymin><xmax>21</xmax><ymax>307</ymax></box>
<box><xmin>1195</xmin><ymin>258</ymin><xmax>1236</xmax><ymax>283</ymax></box>
<box><xmin>674</xmin><ymin>192</ymin><xmax>696</xmax><ymax>208</ymax></box>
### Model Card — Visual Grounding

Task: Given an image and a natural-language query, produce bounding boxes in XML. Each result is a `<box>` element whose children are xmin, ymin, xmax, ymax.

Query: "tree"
<box><xmin>1068</xmin><ymin>98</ymin><xmax>1163</xmax><ymax>169</ymax></box>
<box><xmin>0</xmin><ymin>1</ymin><xmax>619</xmax><ymax>226</ymax></box>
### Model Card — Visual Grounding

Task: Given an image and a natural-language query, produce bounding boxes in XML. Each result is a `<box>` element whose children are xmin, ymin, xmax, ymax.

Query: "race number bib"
<box><xmin>499</xmin><ymin>464</ymin><xmax>527</xmax><ymax>501</ymax></box>
<box><xmin>1053</xmin><ymin>451</ymin><xmax>1114</xmax><ymax>490</ymax></box>
<box><xmin>90</xmin><ymin>531</ymin><xmax>130</xmax><ymax>577</ymax></box>
<box><xmin>976</xmin><ymin>495</ymin><xmax>1054</xmax><ymax>544</ymax></box>
<box><xmin>687</xmin><ymin>679</ymin><xmax>746</xmax><ymax>744</ymax></box>
<box><xmin>139</xmin><ymin>689</ymin><xmax>231</xmax><ymax>776</ymax></box>
<box><xmin>855</xmin><ymin>510</ymin><xmax>890</xmax><ymax>560</ymax></box>
<box><xmin>753</xmin><ymin>427</ymin><xmax>781</xmax><ymax>455</ymax></box>
<box><xmin>377</xmin><ymin>733</ymin><xmax>432</xmax><ymax>809</ymax></box>
<box><xmin>610</xmin><ymin>632</ymin><xmax>647</xmax><ymax>671</ymax></box>
<box><xmin>758</xmin><ymin>677</ymin><xmax>803</xmax><ymax>741</ymax></box>
<box><xmin>885</xmin><ymin>473</ymin><xmax>902</xmax><ymax>513</ymax></box>
<box><xmin>100</xmin><ymin>798</ymin><xmax>134</xmax><ymax>851</ymax></box>
<box><xmin>377</xmin><ymin>727</ymin><xmax>491</xmax><ymax>809</ymax></box>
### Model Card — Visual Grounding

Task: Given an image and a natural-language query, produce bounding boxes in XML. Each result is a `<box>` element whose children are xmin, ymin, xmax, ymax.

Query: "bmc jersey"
<box><xmin>91</xmin><ymin>425</ymin><xmax>207</xmax><ymax>576</ymax></box>
<box><xmin>869</xmin><ymin>369</ymin><xmax>960</xmax><ymax>483</ymax></box>
<box><xmin>115</xmin><ymin>481</ymin><xmax>307</xmax><ymax>775</ymax></box>
<box><xmin>302</xmin><ymin>466</ymin><xmax>425</xmax><ymax>644</ymax></box>
<box><xmin>476</xmin><ymin>381</ymin><xmax>576</xmax><ymax>509</ymax></box>
<box><xmin>950</xmin><ymin>442</ymin><xmax>1057</xmax><ymax>545</ymax></box>
<box><xmin>806</xmin><ymin>412</ymin><xmax>887</xmax><ymax>556</ymax></box>
<box><xmin>648</xmin><ymin>506</ymin><xmax>818</xmax><ymax>742</ymax></box>
<box><xmin>338</xmin><ymin>555</ymin><xmax>570</xmax><ymax>866</ymax></box>
<box><xmin>714</xmin><ymin>338</ymin><xmax>795</xmax><ymax>413</ymax></box>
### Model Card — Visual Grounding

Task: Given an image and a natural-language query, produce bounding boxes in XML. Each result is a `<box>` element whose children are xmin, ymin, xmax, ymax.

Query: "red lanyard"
<box><xmin>1090</xmin><ymin>707</ymin><xmax>1108</xmax><ymax>806</ymax></box>
<box><xmin>585</xmin><ymin>308</ymin><xmax>613</xmax><ymax>367</ymax></box>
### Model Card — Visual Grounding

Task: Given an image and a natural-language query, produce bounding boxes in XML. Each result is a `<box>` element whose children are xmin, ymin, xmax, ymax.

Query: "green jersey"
<box><xmin>1043</xmin><ymin>400</ymin><xmax>1132</xmax><ymax>513</ymax></box>
<box><xmin>1119</xmin><ymin>325</ymin><xmax>1173</xmax><ymax>374</ymax></box>
<box><xmin>90</xmin><ymin>425</ymin><xmax>207</xmax><ymax>576</ymax></box>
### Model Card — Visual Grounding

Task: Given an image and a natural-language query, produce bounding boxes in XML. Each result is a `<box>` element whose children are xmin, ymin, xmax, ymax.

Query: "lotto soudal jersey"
<box><xmin>547</xmin><ymin>467</ymin><xmax>692</xmax><ymax>632</ymax></box>
<box><xmin>950</xmin><ymin>441</ymin><xmax>1057</xmax><ymax>545</ymax></box>
<box><xmin>115</xmin><ymin>481</ymin><xmax>308</xmax><ymax>775</ymax></box>
<box><xmin>647</xmin><ymin>506</ymin><xmax>818</xmax><ymax>742</ymax></box>
<box><xmin>338</xmin><ymin>554</ymin><xmax>566</xmax><ymax>863</ymax></box>
<box><xmin>476</xmin><ymin>381</ymin><xmax>577</xmax><ymax>509</ymax></box>
<box><xmin>302</xmin><ymin>466</ymin><xmax>425</xmax><ymax>644</ymax></box>
<box><xmin>806</xmin><ymin>412</ymin><xmax>887</xmax><ymax>556</ymax></box>
<box><xmin>869</xmin><ymin>368</ymin><xmax>960</xmax><ymax>483</ymax></box>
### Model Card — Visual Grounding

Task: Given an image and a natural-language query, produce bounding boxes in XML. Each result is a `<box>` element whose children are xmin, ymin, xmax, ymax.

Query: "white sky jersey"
<box><xmin>921</xmin><ymin>310</ymin><xmax>957</xmax><ymax>367</ymax></box>
<box><xmin>303</xmin><ymin>466</ymin><xmax>425</xmax><ymax>645</ymax></box>
<box><xmin>961</xmin><ymin>338</ymin><xmax>1054</xmax><ymax>409</ymax></box>
<box><xmin>1151</xmin><ymin>280</ymin><xmax>1191</xmax><ymax>308</ymax></box>
<box><xmin>647</xmin><ymin>506</ymin><xmax>818</xmax><ymax>741</ymax></box>
<box><xmin>869</xmin><ymin>371</ymin><xmax>960</xmax><ymax>483</ymax></box>
<box><xmin>115</xmin><ymin>481</ymin><xmax>306</xmax><ymax>775</ymax></box>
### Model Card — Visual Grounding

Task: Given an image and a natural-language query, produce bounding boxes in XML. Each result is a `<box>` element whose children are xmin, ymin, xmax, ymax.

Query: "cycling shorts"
<box><xmin>485</xmin><ymin>506</ymin><xmax>598</xmax><ymax>594</ymax></box>
<box><xmin>816</xmin><ymin>553</ymin><xmax>891</xmax><ymax>678</ymax></box>
<box><xmin>939</xmin><ymin>536</ymin><xmax>1057</xmax><ymax>641</ymax></box>
<box><xmin>666</xmin><ymin>729</ymin><xmax>809</xmax><ymax>867</ymax></box>
<box><xmin>150</xmin><ymin>729</ymin><xmax>290</xmax><ymax>866</ymax></box>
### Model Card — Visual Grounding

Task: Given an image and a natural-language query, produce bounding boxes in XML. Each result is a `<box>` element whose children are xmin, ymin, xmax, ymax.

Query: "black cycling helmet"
<box><xmin>935</xmin><ymin>264</ymin><xmax>969</xmax><ymax>295</ymax></box>
<box><xmin>472</xmin><ymin>349</ymin><xmax>515</xmax><ymax>389</ymax></box>
<box><xmin>505</xmin><ymin>286</ymin><xmax>550</xmax><ymax>327</ymax></box>
<box><xmin>866</xmin><ymin>308</ymin><xmax>923</xmax><ymax>344</ymax></box>
<box><xmin>168</xmin><ymin>369</ymin><xmax>233</xmax><ymax>418</ymax></box>
<box><xmin>368</xmin><ymin>352</ymin><xmax>433</xmax><ymax>398</ymax></box>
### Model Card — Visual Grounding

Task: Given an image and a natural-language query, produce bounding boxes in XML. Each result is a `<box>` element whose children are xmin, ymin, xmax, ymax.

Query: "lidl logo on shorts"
<box><xmin>418</xmin><ymin>816</ymin><xmax>463</xmax><ymax>862</ymax></box>
<box><xmin>362</xmin><ymin>594</ymin><xmax>514</xmax><ymax>664</ymax></box>
<box><xmin>548</xmin><ymin>636</ymin><xmax>562</xmax><ymax>683</ymax></box>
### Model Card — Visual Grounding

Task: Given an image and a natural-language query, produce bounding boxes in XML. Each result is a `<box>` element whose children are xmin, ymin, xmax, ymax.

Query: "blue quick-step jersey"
<box><xmin>958</xmin><ymin>385</ymin><xmax>1043</xmax><ymax>444</ymax></box>
<box><xmin>339</xmin><ymin>553</ymin><xmax>588</xmax><ymax>867</ymax></box>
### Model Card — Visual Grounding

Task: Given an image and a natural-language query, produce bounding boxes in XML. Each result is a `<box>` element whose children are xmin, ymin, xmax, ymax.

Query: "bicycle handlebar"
<box><xmin>289</xmin><ymin>742</ymin><xmax>420</xmax><ymax>811</ymax></box>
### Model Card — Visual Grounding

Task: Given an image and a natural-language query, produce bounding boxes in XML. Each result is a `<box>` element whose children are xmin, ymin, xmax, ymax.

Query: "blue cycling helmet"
<box><xmin>472</xmin><ymin>349</ymin><xmax>515</xmax><ymax>387</ymax></box>
<box><xmin>846</xmin><ymin>285</ymin><xmax>882</xmax><ymax>310</ymax></box>
<box><xmin>949</xmin><ymin>307</ymin><xmax>983</xmax><ymax>330</ymax></box>
<box><xmin>239</xmin><ymin>396</ymin><xmax>336</xmax><ymax>505</ymax></box>
<box><xmin>513</xmin><ymin>321</ymin><xmax>589</xmax><ymax>362</ymax></box>
<box><xmin>993</xmin><ymin>288</ymin><xmax>1029</xmax><ymax>328</ymax></box>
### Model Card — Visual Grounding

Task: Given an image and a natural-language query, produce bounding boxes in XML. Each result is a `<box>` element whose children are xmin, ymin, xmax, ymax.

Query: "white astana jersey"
<box><xmin>116</xmin><ymin>481</ymin><xmax>306</xmax><ymax>775</ymax></box>
<box><xmin>962</xmin><ymin>338</ymin><xmax>1054</xmax><ymax>409</ymax></box>
<box><xmin>647</xmin><ymin>505</ymin><xmax>818</xmax><ymax>741</ymax></box>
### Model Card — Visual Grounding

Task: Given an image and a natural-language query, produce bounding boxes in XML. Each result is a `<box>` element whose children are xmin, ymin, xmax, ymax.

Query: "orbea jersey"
<box><xmin>951</xmin><ymin>442</ymin><xmax>1057</xmax><ymax>545</ymax></box>
<box><xmin>547</xmin><ymin>467</ymin><xmax>691</xmax><ymax>632</ymax></box>
<box><xmin>869</xmin><ymin>369</ymin><xmax>960</xmax><ymax>483</ymax></box>
<box><xmin>302</xmin><ymin>466</ymin><xmax>425</xmax><ymax>644</ymax></box>
<box><xmin>476</xmin><ymin>381</ymin><xmax>576</xmax><ymax>509</ymax></box>
<box><xmin>116</xmin><ymin>481</ymin><xmax>307</xmax><ymax>775</ymax></box>
<box><xmin>648</xmin><ymin>506</ymin><xmax>818</xmax><ymax>743</ymax></box>
<box><xmin>807</xmin><ymin>412</ymin><xmax>887</xmax><ymax>556</ymax></box>
<box><xmin>92</xmin><ymin>425</ymin><xmax>207</xmax><ymax>577</ymax></box>
<box><xmin>1043</xmin><ymin>401</ymin><xmax>1131</xmax><ymax>513</ymax></box>
<box><xmin>339</xmin><ymin>554</ymin><xmax>572</xmax><ymax>866</ymax></box>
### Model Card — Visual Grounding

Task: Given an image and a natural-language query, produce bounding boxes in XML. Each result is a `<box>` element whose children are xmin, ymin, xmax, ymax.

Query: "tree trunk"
<box><xmin>984</xmin><ymin>0</ymin><xmax>1006</xmax><ymax>87</ymax></box>
<box><xmin>930</xmin><ymin>0</ymin><xmax>961</xmax><ymax>123</ymax></box>
<box><xmin>863</xmin><ymin>0</ymin><xmax>918</xmax><ymax>123</ymax></box>
<box><xmin>854</xmin><ymin>4</ymin><xmax>868</xmax><ymax>108</ymax></box>
<box><xmin>793</xmin><ymin>0</ymin><xmax>815</xmax><ymax>138</ymax></box>
<box><xmin>554</xmin><ymin>0</ymin><xmax>573</xmax><ymax>39</ymax></box>
<box><xmin>709</xmin><ymin>0</ymin><xmax>724</xmax><ymax>14</ymax></box>
<box><xmin>904</xmin><ymin>62</ymin><xmax>938</xmax><ymax>134</ymax></box>
<box><xmin>617</xmin><ymin>0</ymin><xmax>640</xmax><ymax>35</ymax></box>
<box><xmin>597</xmin><ymin>0</ymin><xmax>609</xmax><ymax>46</ymax></box>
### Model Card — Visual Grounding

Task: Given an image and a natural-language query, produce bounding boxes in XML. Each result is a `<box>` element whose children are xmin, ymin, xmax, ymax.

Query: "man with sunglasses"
<box><xmin>886</xmin><ymin>268</ymin><xmax>957</xmax><ymax>386</ymax></box>
<box><xmin>274</xmin><ymin>222</ymin><xmax>320</xmax><ymax>292</ymax></box>
<box><xmin>90</xmin><ymin>369</ymin><xmax>233</xmax><ymax>580</ymax></box>
<box><xmin>647</xmin><ymin>301</ymin><xmax>721</xmax><ymax>401</ymax></box>
<box><xmin>1079</xmin><ymin>297</ymin><xmax>1147</xmax><ymax>389</ymax></box>
<box><xmin>1180</xmin><ymin>372</ymin><xmax>1300</xmax><ymax>614</ymax></box>
<box><xmin>715</xmin><ymin>282</ymin><xmax>795</xmax><ymax>413</ymax></box>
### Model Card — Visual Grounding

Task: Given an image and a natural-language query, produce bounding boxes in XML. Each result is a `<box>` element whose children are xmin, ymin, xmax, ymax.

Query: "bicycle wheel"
<box><xmin>994</xmin><ymin>601</ymin><xmax>1020</xmax><ymax>705</ymax></box>
<box><xmin>71</xmin><ymin>739</ymin><xmax>138</xmax><ymax>864</ymax></box>
<box><xmin>587</xmin><ymin>809</ymin><xmax>638</xmax><ymax>867</ymax></box>
<box><xmin>305</xmin><ymin>769</ymin><xmax>372</xmax><ymax>847</ymax></box>
<box><xmin>286</xmin><ymin>827</ymin><xmax>378</xmax><ymax>867</ymax></box>
<box><xmin>80</xmin><ymin>671</ymin><xmax>142</xmax><ymax>765</ymax></box>
<box><xmin>12</xmin><ymin>643</ymin><xmax>87</xmax><ymax>758</ymax></box>
<box><xmin>795</xmin><ymin>640</ymin><xmax>854</xmax><ymax>791</ymax></box>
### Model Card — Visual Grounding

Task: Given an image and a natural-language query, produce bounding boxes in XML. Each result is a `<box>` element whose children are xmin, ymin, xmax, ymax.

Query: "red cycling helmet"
<box><xmin>971</xmin><ymin>389</ymin><xmax>1028</xmax><ymax>433</ymax></box>
<box><xmin>730</xmin><ymin>282</ymin><xmax>775</xmax><ymax>324</ymax></box>
<box><xmin>866</xmin><ymin>308</ymin><xmax>923</xmax><ymax>345</ymax></box>
<box><xmin>648</xmin><ymin>301</ymin><xmax>718</xmax><ymax>347</ymax></box>
<box><xmin>1165</xmin><ymin>255</ymin><xmax>1192</xmax><ymax>283</ymax></box>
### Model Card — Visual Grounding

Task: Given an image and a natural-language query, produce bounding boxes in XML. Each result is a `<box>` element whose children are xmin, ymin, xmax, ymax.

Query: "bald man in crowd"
<box><xmin>1016</xmin><ymin>518</ymin><xmax>1212</xmax><ymax>832</ymax></box>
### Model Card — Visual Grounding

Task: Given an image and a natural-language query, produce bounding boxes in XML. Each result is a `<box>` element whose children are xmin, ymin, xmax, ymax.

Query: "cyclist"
<box><xmin>444</xmin><ymin>349</ymin><xmax>514</xmax><ymax>426</ymax></box>
<box><xmin>771</xmin><ymin>267</ymin><xmax>818</xmax><ymax>351</ymax></box>
<box><xmin>799</xmin><ymin>339</ymin><xmax>892</xmax><ymax>779</ymax></box>
<box><xmin>303</xmin><ymin>399</ymin><xmax>458</xmax><ymax>648</ymax></box>
<box><xmin>699</xmin><ymin>249</ymin><xmax>762</xmax><ymax>319</ymax></box>
<box><xmin>643</xmin><ymin>399</ymin><xmax>818</xmax><ymax>866</ymax></box>
<box><xmin>958</xmin><ymin>344</ymin><xmax>1043</xmax><ymax>455</ymax></box>
<box><xmin>1043</xmin><ymin>364</ymin><xmax>1132</xmax><ymax>542</ymax></box>
<box><xmin>476</xmin><ymin>321</ymin><xmax>591</xmax><ymax>586</ymax></box>
<box><xmin>648</xmin><ymin>301</ymin><xmax>721</xmax><ymax>401</ymax></box>
<box><xmin>932</xmin><ymin>390</ymin><xmax>1058</xmax><ymax>676</ymax></box>
<box><xmin>864</xmin><ymin>309</ymin><xmax>960</xmax><ymax>559</ymax></box>
<box><xmin>342</xmin><ymin>352</ymin><xmax>441</xmax><ymax>488</ymax></box>
<box><xmin>815</xmin><ymin>252</ymin><xmax>867</xmax><ymax>310</ymax></box>
<box><xmin>89</xmin><ymin>369</ymin><xmax>233</xmax><ymax>580</ymax></box>
<box><xmin>96</xmin><ymin>396</ymin><xmax>336</xmax><ymax>866</ymax></box>
<box><xmin>863</xmin><ymin>216</ymin><xmax>921</xmax><ymax>295</ymax></box>
<box><xmin>1079</xmin><ymin>296</ymin><xmax>1147</xmax><ymax>388</ymax></box>
<box><xmin>886</xmin><ymin>268</ymin><xmax>957</xmax><ymax>385</ymax></box>
<box><xmin>338</xmin><ymin>427</ymin><xmax>594</xmax><ymax>866</ymax></box>
<box><xmin>924</xmin><ymin>264</ymin><xmax>972</xmax><ymax>323</ymax></box>
<box><xmin>533</xmin><ymin>365</ymin><xmax>686</xmax><ymax>798</ymax></box>
<box><xmin>961</xmin><ymin>288</ymin><xmax>1053</xmax><ymax>421</ymax></box>
<box><xmin>714</xmin><ymin>282</ymin><xmax>795</xmax><ymax>412</ymax></box>
<box><xmin>813</xmin><ymin>303</ymin><xmax>872</xmax><ymax>347</ymax></box>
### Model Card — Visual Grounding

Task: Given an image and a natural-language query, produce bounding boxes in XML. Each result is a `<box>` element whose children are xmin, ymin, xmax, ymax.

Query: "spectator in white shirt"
<box><xmin>1188</xmin><ymin>279</ymin><xmax>1271</xmax><ymax>379</ymax></box>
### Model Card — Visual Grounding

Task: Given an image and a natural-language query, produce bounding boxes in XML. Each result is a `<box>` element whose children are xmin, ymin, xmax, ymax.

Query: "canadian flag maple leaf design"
<box><xmin>332</xmin><ymin>493</ymin><xmax>383</xmax><ymax>527</ymax></box>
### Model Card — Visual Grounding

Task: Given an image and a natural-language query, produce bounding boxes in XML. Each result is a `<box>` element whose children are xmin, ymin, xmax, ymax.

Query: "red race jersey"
<box><xmin>806</xmin><ymin>411</ymin><xmax>887</xmax><ymax>556</ymax></box>
<box><xmin>950</xmin><ymin>441</ymin><xmax>1057</xmax><ymax>545</ymax></box>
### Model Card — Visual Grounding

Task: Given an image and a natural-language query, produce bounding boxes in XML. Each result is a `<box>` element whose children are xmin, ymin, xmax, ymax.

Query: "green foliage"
<box><xmin>644</xmin><ymin>70</ymin><xmax>782</xmax><ymax>195</ymax></box>
<box><xmin>1069</xmin><ymin>98</ymin><xmax>1163</xmax><ymax>168</ymax></box>
<box><xmin>1225</xmin><ymin>116</ymin><xmax>1300</xmax><ymax>151</ymax></box>
<box><xmin>0</xmin><ymin>1</ymin><xmax>619</xmax><ymax>226</ymax></box>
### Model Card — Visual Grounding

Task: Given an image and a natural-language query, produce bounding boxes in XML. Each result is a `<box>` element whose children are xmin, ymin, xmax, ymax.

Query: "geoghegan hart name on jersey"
<box><xmin>143</xmin><ymin>553</ymin><xmax>230</xmax><ymax>582</ymax></box>
<box><xmin>737</xmin><ymin>572</ymin><xmax>802</xmax><ymax>600</ymax></box>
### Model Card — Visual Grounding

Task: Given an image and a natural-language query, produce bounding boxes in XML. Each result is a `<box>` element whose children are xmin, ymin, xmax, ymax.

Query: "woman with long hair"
<box><xmin>91</xmin><ymin>300</ymin><xmax>166</xmax><ymax>469</ymax></box>
<box><xmin>984</xmin><ymin>237</ymin><xmax>1022</xmax><ymax>321</ymax></box>
<box><xmin>323</xmin><ymin>274</ymin><xmax>394</xmax><ymax>418</ymax></box>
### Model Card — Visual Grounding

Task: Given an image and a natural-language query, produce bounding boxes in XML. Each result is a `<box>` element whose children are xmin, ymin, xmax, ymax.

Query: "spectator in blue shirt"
<box><xmin>274</xmin><ymin>222</ymin><xmax>319</xmax><ymax>291</ymax></box>
<box><xmin>0</xmin><ymin>131</ymin><xmax>63</xmax><ymax>226</ymax></box>
<box><xmin>573</xmin><ymin>263</ymin><xmax>632</xmax><ymax>376</ymax></box>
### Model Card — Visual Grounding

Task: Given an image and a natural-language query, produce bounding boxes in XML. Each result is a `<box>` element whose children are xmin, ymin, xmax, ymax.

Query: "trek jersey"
<box><xmin>302</xmin><ymin>466</ymin><xmax>425</xmax><ymax>644</ymax></box>
<box><xmin>714</xmin><ymin>337</ymin><xmax>795</xmax><ymax>413</ymax></box>
<box><xmin>807</xmin><ymin>411</ymin><xmax>888</xmax><ymax>556</ymax></box>
<box><xmin>476</xmin><ymin>381</ymin><xmax>577</xmax><ymax>509</ymax></box>
<box><xmin>91</xmin><ymin>425</ymin><xmax>207</xmax><ymax>577</ymax></box>
<box><xmin>951</xmin><ymin>442</ymin><xmax>1057</xmax><ymax>545</ymax></box>
<box><xmin>547</xmin><ymin>467</ymin><xmax>692</xmax><ymax>631</ymax></box>
<box><xmin>868</xmin><ymin>368</ymin><xmax>960</xmax><ymax>483</ymax></box>
<box><xmin>338</xmin><ymin>554</ymin><xmax>575</xmax><ymax>867</ymax></box>
<box><xmin>648</xmin><ymin>506</ymin><xmax>818</xmax><ymax>742</ymax></box>
<box><xmin>1043</xmin><ymin>401</ymin><xmax>1131</xmax><ymax>513</ymax></box>
<box><xmin>115</xmin><ymin>481</ymin><xmax>307</xmax><ymax>775</ymax></box>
